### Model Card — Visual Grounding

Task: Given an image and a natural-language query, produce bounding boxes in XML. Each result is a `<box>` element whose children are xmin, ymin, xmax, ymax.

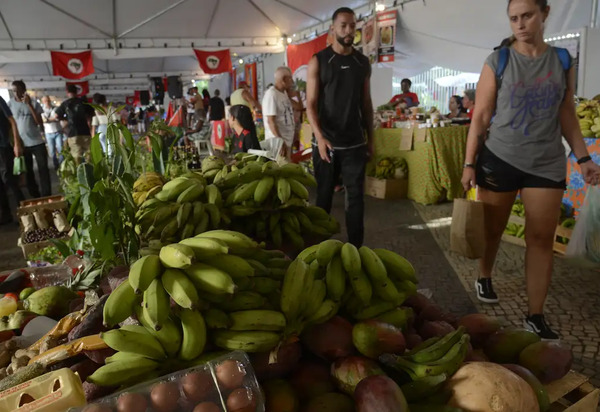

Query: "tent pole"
<box><xmin>592</xmin><ymin>0</ymin><xmax>599</xmax><ymax>28</ymax></box>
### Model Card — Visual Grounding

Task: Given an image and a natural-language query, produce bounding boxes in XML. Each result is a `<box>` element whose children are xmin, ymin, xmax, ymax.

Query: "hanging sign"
<box><xmin>362</xmin><ymin>15</ymin><xmax>378</xmax><ymax>64</ymax></box>
<box><xmin>51</xmin><ymin>51</ymin><xmax>94</xmax><ymax>80</ymax></box>
<box><xmin>377</xmin><ymin>11</ymin><xmax>397</xmax><ymax>63</ymax></box>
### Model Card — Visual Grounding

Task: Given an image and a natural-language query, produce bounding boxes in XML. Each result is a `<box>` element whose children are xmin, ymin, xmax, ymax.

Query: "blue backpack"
<box><xmin>495</xmin><ymin>46</ymin><xmax>572</xmax><ymax>88</ymax></box>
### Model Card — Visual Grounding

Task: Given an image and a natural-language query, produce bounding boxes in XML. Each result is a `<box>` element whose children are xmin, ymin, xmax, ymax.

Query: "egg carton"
<box><xmin>71</xmin><ymin>351</ymin><xmax>264</xmax><ymax>412</ymax></box>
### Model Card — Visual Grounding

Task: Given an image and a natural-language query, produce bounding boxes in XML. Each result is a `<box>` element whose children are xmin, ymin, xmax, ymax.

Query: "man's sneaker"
<box><xmin>524</xmin><ymin>314</ymin><xmax>560</xmax><ymax>341</ymax></box>
<box><xmin>474</xmin><ymin>278</ymin><xmax>499</xmax><ymax>303</ymax></box>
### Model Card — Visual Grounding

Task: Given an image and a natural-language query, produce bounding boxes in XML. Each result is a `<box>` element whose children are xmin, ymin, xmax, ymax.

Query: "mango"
<box><xmin>503</xmin><ymin>364</ymin><xmax>550</xmax><ymax>412</ymax></box>
<box><xmin>352</xmin><ymin>320</ymin><xmax>406</xmax><ymax>359</ymax></box>
<box><xmin>518</xmin><ymin>341</ymin><xmax>573</xmax><ymax>384</ymax></box>
<box><xmin>23</xmin><ymin>286</ymin><xmax>79</xmax><ymax>318</ymax></box>
<box><xmin>457</xmin><ymin>313</ymin><xmax>502</xmax><ymax>348</ymax></box>
<box><xmin>484</xmin><ymin>327</ymin><xmax>540</xmax><ymax>363</ymax></box>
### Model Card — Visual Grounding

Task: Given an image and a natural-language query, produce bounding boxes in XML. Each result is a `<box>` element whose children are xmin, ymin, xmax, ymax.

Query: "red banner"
<box><xmin>286</xmin><ymin>34</ymin><xmax>328</xmax><ymax>75</ymax></box>
<box><xmin>125</xmin><ymin>96</ymin><xmax>135</xmax><ymax>105</ymax></box>
<box><xmin>193</xmin><ymin>49</ymin><xmax>233</xmax><ymax>75</ymax></box>
<box><xmin>211</xmin><ymin>120</ymin><xmax>226</xmax><ymax>151</ymax></box>
<box><xmin>65</xmin><ymin>81</ymin><xmax>89</xmax><ymax>97</ymax></box>
<box><xmin>244</xmin><ymin>63</ymin><xmax>258</xmax><ymax>101</ymax></box>
<box><xmin>51</xmin><ymin>50</ymin><xmax>94</xmax><ymax>80</ymax></box>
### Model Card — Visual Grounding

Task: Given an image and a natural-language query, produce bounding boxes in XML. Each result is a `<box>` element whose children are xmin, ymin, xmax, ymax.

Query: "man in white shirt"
<box><xmin>41</xmin><ymin>96</ymin><xmax>63</xmax><ymax>170</ymax></box>
<box><xmin>262</xmin><ymin>67</ymin><xmax>295</xmax><ymax>159</ymax></box>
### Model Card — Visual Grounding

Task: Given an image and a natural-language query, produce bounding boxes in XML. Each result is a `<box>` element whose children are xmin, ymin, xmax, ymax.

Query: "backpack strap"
<box><xmin>495</xmin><ymin>47</ymin><xmax>510</xmax><ymax>89</ymax></box>
<box><xmin>553</xmin><ymin>47</ymin><xmax>572</xmax><ymax>72</ymax></box>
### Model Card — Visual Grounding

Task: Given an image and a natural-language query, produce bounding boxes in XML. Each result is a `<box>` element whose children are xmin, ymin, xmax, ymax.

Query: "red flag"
<box><xmin>193</xmin><ymin>49</ymin><xmax>233</xmax><ymax>75</ymax></box>
<box><xmin>286</xmin><ymin>34</ymin><xmax>328</xmax><ymax>75</ymax></box>
<box><xmin>65</xmin><ymin>81</ymin><xmax>89</xmax><ymax>97</ymax></box>
<box><xmin>244</xmin><ymin>63</ymin><xmax>258</xmax><ymax>101</ymax></box>
<box><xmin>51</xmin><ymin>51</ymin><xmax>94</xmax><ymax>79</ymax></box>
<box><xmin>126</xmin><ymin>96</ymin><xmax>135</xmax><ymax>105</ymax></box>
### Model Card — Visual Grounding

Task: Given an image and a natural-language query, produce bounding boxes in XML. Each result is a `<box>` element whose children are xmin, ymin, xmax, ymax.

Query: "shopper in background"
<box><xmin>461</xmin><ymin>0</ymin><xmax>600</xmax><ymax>340</ymax></box>
<box><xmin>306</xmin><ymin>6</ymin><xmax>373</xmax><ymax>247</ymax></box>
<box><xmin>228</xmin><ymin>105</ymin><xmax>261</xmax><ymax>154</ymax></box>
<box><xmin>55</xmin><ymin>84</ymin><xmax>95</xmax><ymax>163</ymax></box>
<box><xmin>9</xmin><ymin>80</ymin><xmax>50</xmax><ymax>198</ymax></box>
<box><xmin>137</xmin><ymin>107</ymin><xmax>146</xmax><ymax>134</ymax></box>
<box><xmin>230</xmin><ymin>82</ymin><xmax>261</xmax><ymax>113</ymax></box>
<box><xmin>0</xmin><ymin>95</ymin><xmax>25</xmax><ymax>224</ymax></box>
<box><xmin>389</xmin><ymin>78</ymin><xmax>419</xmax><ymax>109</ymax></box>
<box><xmin>208</xmin><ymin>89</ymin><xmax>225</xmax><ymax>121</ymax></box>
<box><xmin>463</xmin><ymin>89</ymin><xmax>476</xmax><ymax>119</ymax></box>
<box><xmin>40</xmin><ymin>96</ymin><xmax>63</xmax><ymax>170</ymax></box>
<box><xmin>201</xmin><ymin>89</ymin><xmax>211</xmax><ymax>111</ymax></box>
<box><xmin>262</xmin><ymin>67</ymin><xmax>296</xmax><ymax>159</ymax></box>
<box><xmin>91</xmin><ymin>93</ymin><xmax>116</xmax><ymax>154</ymax></box>
<box><xmin>446</xmin><ymin>95</ymin><xmax>468</xmax><ymax>119</ymax></box>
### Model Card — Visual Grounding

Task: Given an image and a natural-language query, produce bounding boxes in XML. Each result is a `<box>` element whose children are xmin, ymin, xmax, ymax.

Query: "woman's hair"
<box><xmin>93</xmin><ymin>93</ymin><xmax>107</xmax><ymax>106</ymax></box>
<box><xmin>229</xmin><ymin>104</ymin><xmax>258</xmax><ymax>145</ymax></box>
<box><xmin>464</xmin><ymin>89</ymin><xmax>476</xmax><ymax>104</ymax></box>
<box><xmin>494</xmin><ymin>35</ymin><xmax>516</xmax><ymax>50</ymax></box>
<box><xmin>450</xmin><ymin>95</ymin><xmax>465</xmax><ymax>113</ymax></box>
<box><xmin>202</xmin><ymin>89</ymin><xmax>210</xmax><ymax>99</ymax></box>
<box><xmin>508</xmin><ymin>0</ymin><xmax>548</xmax><ymax>11</ymax></box>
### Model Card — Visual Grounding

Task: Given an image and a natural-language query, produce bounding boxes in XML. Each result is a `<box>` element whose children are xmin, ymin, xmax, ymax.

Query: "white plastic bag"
<box><xmin>566</xmin><ymin>186</ymin><xmax>600</xmax><ymax>268</ymax></box>
<box><xmin>259</xmin><ymin>138</ymin><xmax>285</xmax><ymax>161</ymax></box>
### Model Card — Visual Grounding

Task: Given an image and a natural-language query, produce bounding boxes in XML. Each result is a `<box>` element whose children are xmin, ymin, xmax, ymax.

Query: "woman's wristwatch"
<box><xmin>577</xmin><ymin>155</ymin><xmax>592</xmax><ymax>165</ymax></box>
<box><xmin>463</xmin><ymin>163</ymin><xmax>476</xmax><ymax>169</ymax></box>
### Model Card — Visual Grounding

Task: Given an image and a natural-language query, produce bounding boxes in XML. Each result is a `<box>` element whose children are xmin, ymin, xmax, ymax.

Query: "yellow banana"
<box><xmin>128</xmin><ymin>254</ymin><xmax>163</xmax><ymax>294</ymax></box>
<box><xmin>161</xmin><ymin>268</ymin><xmax>201</xmax><ymax>309</ymax></box>
<box><xmin>178</xmin><ymin>308</ymin><xmax>207</xmax><ymax>361</ymax></box>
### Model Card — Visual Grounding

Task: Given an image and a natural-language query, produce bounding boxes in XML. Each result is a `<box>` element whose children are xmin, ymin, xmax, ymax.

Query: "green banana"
<box><xmin>265</xmin><ymin>258</ymin><xmax>290</xmax><ymax>269</ymax></box>
<box><xmin>176</xmin><ymin>202</ymin><xmax>192</xmax><ymax>228</ymax></box>
<box><xmin>177</xmin><ymin>182</ymin><xmax>204</xmax><ymax>203</ymax></box>
<box><xmin>203</xmin><ymin>308</ymin><xmax>232</xmax><ymax>329</ymax></box>
<box><xmin>142</xmin><ymin>278</ymin><xmax>170</xmax><ymax>331</ymax></box>
<box><xmin>211</xmin><ymin>330</ymin><xmax>281</xmax><ymax>353</ymax></box>
<box><xmin>185</xmin><ymin>263</ymin><xmax>237</xmax><ymax>295</ymax></box>
<box><xmin>277</xmin><ymin>178</ymin><xmax>291</xmax><ymax>203</ymax></box>
<box><xmin>216</xmin><ymin>291</ymin><xmax>265</xmax><ymax>311</ymax></box>
<box><xmin>100</xmin><ymin>328</ymin><xmax>166</xmax><ymax>359</ymax></box>
<box><xmin>341</xmin><ymin>243</ymin><xmax>362</xmax><ymax>274</ymax></box>
<box><xmin>191</xmin><ymin>201</ymin><xmax>205</xmax><ymax>225</ymax></box>
<box><xmin>135</xmin><ymin>306</ymin><xmax>182</xmax><ymax>358</ymax></box>
<box><xmin>271</xmin><ymin>222</ymin><xmax>283</xmax><ymax>248</ymax></box>
<box><xmin>296</xmin><ymin>244</ymin><xmax>320</xmax><ymax>263</ymax></box>
<box><xmin>104</xmin><ymin>351</ymin><xmax>152</xmax><ymax>364</ymax></box>
<box><xmin>178</xmin><ymin>308</ymin><xmax>207</xmax><ymax>361</ymax></box>
<box><xmin>254</xmin><ymin>176</ymin><xmax>275</xmax><ymax>203</ymax></box>
<box><xmin>374</xmin><ymin>307</ymin><xmax>413</xmax><ymax>330</ymax></box>
<box><xmin>204</xmin><ymin>203</ymin><xmax>221</xmax><ymax>228</ymax></box>
<box><xmin>407</xmin><ymin>337</ymin><xmax>442</xmax><ymax>356</ymax></box>
<box><xmin>408</xmin><ymin>327</ymin><xmax>466</xmax><ymax>363</ymax></box>
<box><xmin>161</xmin><ymin>268</ymin><xmax>201</xmax><ymax>309</ymax></box>
<box><xmin>305</xmin><ymin>299</ymin><xmax>339</xmax><ymax>326</ymax></box>
<box><xmin>203</xmin><ymin>254</ymin><xmax>255</xmax><ymax>279</ymax></box>
<box><xmin>160</xmin><ymin>219</ymin><xmax>180</xmax><ymax>243</ymax></box>
<box><xmin>280</xmin><ymin>259</ymin><xmax>310</xmax><ymax>321</ymax></box>
<box><xmin>373</xmin><ymin>248</ymin><xmax>418</xmax><ymax>283</ymax></box>
<box><xmin>325</xmin><ymin>255</ymin><xmax>346</xmax><ymax>301</ymax></box>
<box><xmin>400</xmin><ymin>373</ymin><xmax>448</xmax><ymax>403</ymax></box>
<box><xmin>205</xmin><ymin>184</ymin><xmax>222</xmax><ymax>206</ymax></box>
<box><xmin>278</xmin><ymin>163</ymin><xmax>305</xmax><ymax>178</ymax></box>
<box><xmin>231</xmin><ymin>180</ymin><xmax>261</xmax><ymax>204</ymax></box>
<box><xmin>103</xmin><ymin>280</ymin><xmax>138</xmax><ymax>327</ymax></box>
<box><xmin>352</xmin><ymin>301</ymin><xmax>397</xmax><ymax>320</ymax></box>
<box><xmin>180</xmin><ymin>223</ymin><xmax>195</xmax><ymax>240</ymax></box>
<box><xmin>296</xmin><ymin>211</ymin><xmax>314</xmax><ymax>232</ymax></box>
<box><xmin>282</xmin><ymin>222</ymin><xmax>304</xmax><ymax>250</ymax></box>
<box><xmin>359</xmin><ymin>246</ymin><xmax>388</xmax><ymax>282</ymax></box>
<box><xmin>159</xmin><ymin>243</ymin><xmax>195</xmax><ymax>268</ymax></box>
<box><xmin>250</xmin><ymin>277</ymin><xmax>280</xmax><ymax>294</ymax></box>
<box><xmin>179</xmin><ymin>237</ymin><xmax>229</xmax><ymax>259</ymax></box>
<box><xmin>228</xmin><ymin>310</ymin><xmax>286</xmax><ymax>331</ymax></box>
<box><xmin>128</xmin><ymin>254</ymin><xmax>163</xmax><ymax>294</ymax></box>
<box><xmin>372</xmin><ymin>276</ymin><xmax>402</xmax><ymax>303</ymax></box>
<box><xmin>87</xmin><ymin>356</ymin><xmax>159</xmax><ymax>387</ymax></box>
<box><xmin>302</xmin><ymin>279</ymin><xmax>327</xmax><ymax>319</ymax></box>
<box><xmin>194</xmin><ymin>211</ymin><xmax>210</xmax><ymax>235</ymax></box>
<box><xmin>287</xmin><ymin>178</ymin><xmax>309</xmax><ymax>200</ymax></box>
<box><xmin>347</xmin><ymin>268</ymin><xmax>372</xmax><ymax>306</ymax></box>
<box><xmin>195</xmin><ymin>230</ymin><xmax>258</xmax><ymax>253</ymax></box>
<box><xmin>316</xmin><ymin>239</ymin><xmax>344</xmax><ymax>266</ymax></box>
<box><xmin>162</xmin><ymin>177</ymin><xmax>196</xmax><ymax>197</ymax></box>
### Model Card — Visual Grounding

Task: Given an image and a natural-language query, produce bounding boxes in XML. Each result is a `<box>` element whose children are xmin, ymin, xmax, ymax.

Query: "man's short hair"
<box><xmin>214</xmin><ymin>89</ymin><xmax>220</xmax><ymax>96</ymax></box>
<box><xmin>332</xmin><ymin>7</ymin><xmax>355</xmax><ymax>22</ymax></box>
<box><xmin>12</xmin><ymin>80</ymin><xmax>26</xmax><ymax>90</ymax></box>
<box><xmin>401</xmin><ymin>78</ymin><xmax>412</xmax><ymax>87</ymax></box>
<box><xmin>66</xmin><ymin>84</ymin><xmax>78</xmax><ymax>94</ymax></box>
<box><xmin>464</xmin><ymin>89</ymin><xmax>476</xmax><ymax>103</ymax></box>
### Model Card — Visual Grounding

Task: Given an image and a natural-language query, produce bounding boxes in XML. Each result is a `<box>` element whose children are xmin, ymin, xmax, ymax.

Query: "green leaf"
<box><xmin>51</xmin><ymin>239</ymin><xmax>71</xmax><ymax>258</ymax></box>
<box><xmin>119</xmin><ymin>123</ymin><xmax>135</xmax><ymax>152</ymax></box>
<box><xmin>90</xmin><ymin>133</ymin><xmax>104</xmax><ymax>166</ymax></box>
<box><xmin>67</xmin><ymin>194</ymin><xmax>81</xmax><ymax>223</ymax></box>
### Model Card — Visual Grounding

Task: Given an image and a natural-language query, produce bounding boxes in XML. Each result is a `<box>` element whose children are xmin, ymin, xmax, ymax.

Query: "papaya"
<box><xmin>518</xmin><ymin>341</ymin><xmax>573</xmax><ymax>384</ymax></box>
<box><xmin>484</xmin><ymin>327</ymin><xmax>540</xmax><ymax>363</ymax></box>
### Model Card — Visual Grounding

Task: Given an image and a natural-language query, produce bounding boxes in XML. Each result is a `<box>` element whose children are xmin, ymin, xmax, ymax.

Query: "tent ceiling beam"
<box><xmin>112</xmin><ymin>0</ymin><xmax>117</xmax><ymax>37</ymax></box>
<box><xmin>39</xmin><ymin>0</ymin><xmax>112</xmax><ymax>39</ymax></box>
<box><xmin>273</xmin><ymin>0</ymin><xmax>324</xmax><ymax>23</ymax></box>
<box><xmin>204</xmin><ymin>0</ymin><xmax>219</xmax><ymax>38</ymax></box>
<box><xmin>592</xmin><ymin>0</ymin><xmax>599</xmax><ymax>28</ymax></box>
<box><xmin>117</xmin><ymin>0</ymin><xmax>190</xmax><ymax>39</ymax></box>
<box><xmin>246</xmin><ymin>0</ymin><xmax>282</xmax><ymax>34</ymax></box>
<box><xmin>0</xmin><ymin>9</ymin><xmax>13</xmax><ymax>43</ymax></box>
<box><xmin>1</xmin><ymin>72</ymin><xmax>204</xmax><ymax>84</ymax></box>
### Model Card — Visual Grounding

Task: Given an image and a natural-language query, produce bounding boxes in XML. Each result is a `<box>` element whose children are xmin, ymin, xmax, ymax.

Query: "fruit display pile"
<box><xmin>369</xmin><ymin>157</ymin><xmax>408</xmax><ymax>180</ymax></box>
<box><xmin>134</xmin><ymin>154</ymin><xmax>339</xmax><ymax>252</ymax></box>
<box><xmin>23</xmin><ymin>227</ymin><xmax>66</xmax><ymax>244</ymax></box>
<box><xmin>577</xmin><ymin>98</ymin><xmax>600</xmax><ymax>138</ymax></box>
<box><xmin>504</xmin><ymin>199</ymin><xmax>574</xmax><ymax>244</ymax></box>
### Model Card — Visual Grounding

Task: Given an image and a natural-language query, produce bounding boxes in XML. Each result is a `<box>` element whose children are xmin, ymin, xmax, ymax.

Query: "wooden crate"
<box><xmin>365</xmin><ymin>176</ymin><xmax>408</xmax><ymax>200</ymax></box>
<box><xmin>502</xmin><ymin>214</ymin><xmax>574</xmax><ymax>255</ymax></box>
<box><xmin>19</xmin><ymin>194</ymin><xmax>65</xmax><ymax>207</ymax></box>
<box><xmin>546</xmin><ymin>371</ymin><xmax>600</xmax><ymax>411</ymax></box>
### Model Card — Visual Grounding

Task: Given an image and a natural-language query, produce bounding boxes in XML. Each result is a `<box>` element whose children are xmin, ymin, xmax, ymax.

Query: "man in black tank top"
<box><xmin>306</xmin><ymin>6</ymin><xmax>374</xmax><ymax>247</ymax></box>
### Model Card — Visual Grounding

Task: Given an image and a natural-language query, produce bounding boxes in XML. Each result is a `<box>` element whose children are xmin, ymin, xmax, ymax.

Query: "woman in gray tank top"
<box><xmin>461</xmin><ymin>0</ymin><xmax>600</xmax><ymax>340</ymax></box>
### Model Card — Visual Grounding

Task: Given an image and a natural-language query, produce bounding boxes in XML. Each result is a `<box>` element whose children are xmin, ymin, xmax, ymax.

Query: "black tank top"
<box><xmin>315</xmin><ymin>46</ymin><xmax>370</xmax><ymax>148</ymax></box>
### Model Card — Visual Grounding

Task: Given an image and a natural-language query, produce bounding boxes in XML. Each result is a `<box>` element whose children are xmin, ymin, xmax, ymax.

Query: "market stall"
<box><xmin>373</xmin><ymin>125</ymin><xmax>468</xmax><ymax>205</ymax></box>
<box><xmin>563</xmin><ymin>137</ymin><xmax>600</xmax><ymax>216</ymax></box>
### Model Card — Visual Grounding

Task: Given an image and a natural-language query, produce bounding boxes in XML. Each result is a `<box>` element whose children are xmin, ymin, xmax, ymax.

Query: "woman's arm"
<box><xmin>464</xmin><ymin>64</ymin><xmax>497</xmax><ymax>164</ymax></box>
<box><xmin>560</xmin><ymin>67</ymin><xmax>590</xmax><ymax>160</ymax></box>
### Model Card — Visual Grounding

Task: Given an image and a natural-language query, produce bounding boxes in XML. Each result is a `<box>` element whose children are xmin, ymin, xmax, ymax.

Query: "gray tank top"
<box><xmin>485</xmin><ymin>46</ymin><xmax>572</xmax><ymax>182</ymax></box>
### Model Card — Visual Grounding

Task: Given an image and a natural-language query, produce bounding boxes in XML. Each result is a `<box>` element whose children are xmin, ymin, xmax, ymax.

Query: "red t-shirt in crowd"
<box><xmin>390</xmin><ymin>92</ymin><xmax>420</xmax><ymax>107</ymax></box>
<box><xmin>466</xmin><ymin>109</ymin><xmax>473</xmax><ymax>119</ymax></box>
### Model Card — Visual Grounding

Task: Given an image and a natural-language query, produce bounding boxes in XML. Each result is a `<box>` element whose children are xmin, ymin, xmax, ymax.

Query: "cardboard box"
<box><xmin>365</xmin><ymin>176</ymin><xmax>408</xmax><ymax>200</ymax></box>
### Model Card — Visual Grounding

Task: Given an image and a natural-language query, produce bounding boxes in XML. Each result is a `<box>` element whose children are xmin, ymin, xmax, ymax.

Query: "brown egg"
<box><xmin>181</xmin><ymin>371</ymin><xmax>218</xmax><ymax>403</ymax></box>
<box><xmin>83</xmin><ymin>404</ymin><xmax>113</xmax><ymax>412</ymax></box>
<box><xmin>215</xmin><ymin>360</ymin><xmax>246</xmax><ymax>390</ymax></box>
<box><xmin>193</xmin><ymin>401</ymin><xmax>221</xmax><ymax>412</ymax></box>
<box><xmin>151</xmin><ymin>381</ymin><xmax>181</xmax><ymax>412</ymax></box>
<box><xmin>226</xmin><ymin>387</ymin><xmax>256</xmax><ymax>412</ymax></box>
<box><xmin>116</xmin><ymin>392</ymin><xmax>147</xmax><ymax>412</ymax></box>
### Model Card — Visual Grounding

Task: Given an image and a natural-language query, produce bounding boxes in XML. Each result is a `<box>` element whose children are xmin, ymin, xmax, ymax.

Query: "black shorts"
<box><xmin>475</xmin><ymin>145</ymin><xmax>566</xmax><ymax>192</ymax></box>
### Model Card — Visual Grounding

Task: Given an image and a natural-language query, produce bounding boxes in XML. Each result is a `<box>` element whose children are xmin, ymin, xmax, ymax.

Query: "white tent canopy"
<box><xmin>0</xmin><ymin>0</ymin><xmax>596</xmax><ymax>98</ymax></box>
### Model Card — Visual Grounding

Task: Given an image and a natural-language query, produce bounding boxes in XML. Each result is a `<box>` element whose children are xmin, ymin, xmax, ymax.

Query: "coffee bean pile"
<box><xmin>24</xmin><ymin>227</ymin><xmax>66</xmax><ymax>244</ymax></box>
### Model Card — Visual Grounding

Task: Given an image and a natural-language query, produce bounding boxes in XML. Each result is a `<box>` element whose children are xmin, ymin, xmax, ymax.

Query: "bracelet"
<box><xmin>463</xmin><ymin>163</ymin><xmax>475</xmax><ymax>169</ymax></box>
<box><xmin>577</xmin><ymin>155</ymin><xmax>592</xmax><ymax>165</ymax></box>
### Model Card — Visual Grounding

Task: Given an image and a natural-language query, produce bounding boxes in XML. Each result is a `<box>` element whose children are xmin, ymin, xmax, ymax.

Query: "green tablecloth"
<box><xmin>373</xmin><ymin>126</ymin><xmax>468</xmax><ymax>204</ymax></box>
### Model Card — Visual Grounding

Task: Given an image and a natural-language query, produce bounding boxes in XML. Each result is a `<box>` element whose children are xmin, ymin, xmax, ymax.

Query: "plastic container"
<box><xmin>28</xmin><ymin>265</ymin><xmax>72</xmax><ymax>288</ymax></box>
<box><xmin>71</xmin><ymin>351</ymin><xmax>264</xmax><ymax>412</ymax></box>
<box><xmin>0</xmin><ymin>368</ymin><xmax>86</xmax><ymax>412</ymax></box>
<box><xmin>0</xmin><ymin>294</ymin><xmax>18</xmax><ymax>318</ymax></box>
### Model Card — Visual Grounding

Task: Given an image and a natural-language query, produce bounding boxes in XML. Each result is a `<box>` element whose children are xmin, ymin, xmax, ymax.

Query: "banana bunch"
<box><xmin>375</xmin><ymin>157</ymin><xmax>396</xmax><ymax>179</ymax></box>
<box><xmin>296</xmin><ymin>240</ymin><xmax>418</xmax><ymax>324</ymax></box>
<box><xmin>576</xmin><ymin>99</ymin><xmax>600</xmax><ymax>138</ymax></box>
<box><xmin>132</xmin><ymin>171</ymin><xmax>165</xmax><ymax>206</ymax></box>
<box><xmin>504</xmin><ymin>223</ymin><xmax>525</xmax><ymax>238</ymax></box>
<box><xmin>511</xmin><ymin>199</ymin><xmax>524</xmax><ymax>217</ymax></box>
<box><xmin>379</xmin><ymin>327</ymin><xmax>469</xmax><ymax>381</ymax></box>
<box><xmin>201</xmin><ymin>155</ymin><xmax>226</xmax><ymax>181</ymax></box>
<box><xmin>558</xmin><ymin>217</ymin><xmax>575</xmax><ymax>244</ymax></box>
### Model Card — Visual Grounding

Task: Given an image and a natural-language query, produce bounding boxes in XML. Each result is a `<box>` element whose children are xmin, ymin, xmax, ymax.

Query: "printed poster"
<box><xmin>377</xmin><ymin>11</ymin><xmax>397</xmax><ymax>63</ymax></box>
<box><xmin>353</xmin><ymin>19</ymin><xmax>364</xmax><ymax>54</ymax></box>
<box><xmin>362</xmin><ymin>16</ymin><xmax>378</xmax><ymax>64</ymax></box>
<box><xmin>211</xmin><ymin>120</ymin><xmax>226</xmax><ymax>151</ymax></box>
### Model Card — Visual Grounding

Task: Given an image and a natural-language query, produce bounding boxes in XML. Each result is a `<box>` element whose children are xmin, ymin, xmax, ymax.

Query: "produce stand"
<box><xmin>373</xmin><ymin>125</ymin><xmax>468</xmax><ymax>205</ymax></box>
<box><xmin>563</xmin><ymin>137</ymin><xmax>600</xmax><ymax>217</ymax></box>
<box><xmin>546</xmin><ymin>370</ymin><xmax>600</xmax><ymax>411</ymax></box>
<box><xmin>502</xmin><ymin>214</ymin><xmax>574</xmax><ymax>255</ymax></box>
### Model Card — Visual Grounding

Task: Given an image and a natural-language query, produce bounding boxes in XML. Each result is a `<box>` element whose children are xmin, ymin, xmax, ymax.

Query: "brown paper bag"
<box><xmin>450</xmin><ymin>198</ymin><xmax>486</xmax><ymax>259</ymax></box>
<box><xmin>399</xmin><ymin>128</ymin><xmax>414</xmax><ymax>151</ymax></box>
<box><xmin>414</xmin><ymin>128</ymin><xmax>427</xmax><ymax>143</ymax></box>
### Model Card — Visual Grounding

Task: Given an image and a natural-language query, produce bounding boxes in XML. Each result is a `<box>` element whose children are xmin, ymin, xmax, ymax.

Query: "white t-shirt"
<box><xmin>92</xmin><ymin>110</ymin><xmax>119</xmax><ymax>126</ymax></box>
<box><xmin>262</xmin><ymin>87</ymin><xmax>295</xmax><ymax>146</ymax></box>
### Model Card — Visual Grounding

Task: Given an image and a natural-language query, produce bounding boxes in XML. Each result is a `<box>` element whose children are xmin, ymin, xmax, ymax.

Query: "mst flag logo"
<box><xmin>194</xmin><ymin>49</ymin><xmax>232</xmax><ymax>75</ymax></box>
<box><xmin>51</xmin><ymin>51</ymin><xmax>94</xmax><ymax>80</ymax></box>
<box><xmin>65</xmin><ymin>81</ymin><xmax>89</xmax><ymax>97</ymax></box>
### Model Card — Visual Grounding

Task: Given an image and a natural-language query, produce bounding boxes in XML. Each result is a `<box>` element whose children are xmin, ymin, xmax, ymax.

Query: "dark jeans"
<box><xmin>313</xmin><ymin>144</ymin><xmax>367</xmax><ymax>247</ymax></box>
<box><xmin>0</xmin><ymin>146</ymin><xmax>25</xmax><ymax>214</ymax></box>
<box><xmin>24</xmin><ymin>143</ymin><xmax>51</xmax><ymax>198</ymax></box>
